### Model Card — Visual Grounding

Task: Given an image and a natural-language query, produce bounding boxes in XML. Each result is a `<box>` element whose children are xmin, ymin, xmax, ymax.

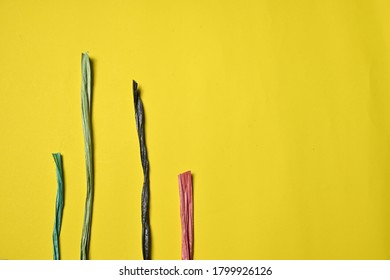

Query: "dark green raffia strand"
<box><xmin>52</xmin><ymin>153</ymin><xmax>64</xmax><ymax>260</ymax></box>
<box><xmin>133</xmin><ymin>80</ymin><xmax>151</xmax><ymax>260</ymax></box>
<box><xmin>80</xmin><ymin>52</ymin><xmax>94</xmax><ymax>260</ymax></box>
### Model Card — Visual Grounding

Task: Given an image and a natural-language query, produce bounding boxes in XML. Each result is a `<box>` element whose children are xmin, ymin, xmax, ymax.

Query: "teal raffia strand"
<box><xmin>80</xmin><ymin>52</ymin><xmax>94</xmax><ymax>260</ymax></box>
<box><xmin>52</xmin><ymin>153</ymin><xmax>64</xmax><ymax>260</ymax></box>
<box><xmin>133</xmin><ymin>80</ymin><xmax>151</xmax><ymax>260</ymax></box>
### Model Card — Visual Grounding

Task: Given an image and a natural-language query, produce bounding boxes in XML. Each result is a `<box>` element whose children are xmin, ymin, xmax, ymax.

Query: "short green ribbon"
<box><xmin>52</xmin><ymin>153</ymin><xmax>64</xmax><ymax>260</ymax></box>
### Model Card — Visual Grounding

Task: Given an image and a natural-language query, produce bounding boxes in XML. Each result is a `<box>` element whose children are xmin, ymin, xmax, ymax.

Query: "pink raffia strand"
<box><xmin>178</xmin><ymin>171</ymin><xmax>193</xmax><ymax>260</ymax></box>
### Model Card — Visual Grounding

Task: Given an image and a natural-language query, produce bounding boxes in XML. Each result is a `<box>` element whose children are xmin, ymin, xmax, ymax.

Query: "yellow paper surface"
<box><xmin>0</xmin><ymin>0</ymin><xmax>390</xmax><ymax>259</ymax></box>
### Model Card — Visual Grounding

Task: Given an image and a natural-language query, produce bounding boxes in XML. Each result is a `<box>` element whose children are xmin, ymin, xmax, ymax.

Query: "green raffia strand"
<box><xmin>133</xmin><ymin>80</ymin><xmax>151</xmax><ymax>260</ymax></box>
<box><xmin>52</xmin><ymin>153</ymin><xmax>64</xmax><ymax>260</ymax></box>
<box><xmin>80</xmin><ymin>52</ymin><xmax>94</xmax><ymax>260</ymax></box>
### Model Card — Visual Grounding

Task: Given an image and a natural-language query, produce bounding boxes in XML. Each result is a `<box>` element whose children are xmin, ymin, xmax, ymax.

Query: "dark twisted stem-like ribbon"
<box><xmin>133</xmin><ymin>80</ymin><xmax>151</xmax><ymax>260</ymax></box>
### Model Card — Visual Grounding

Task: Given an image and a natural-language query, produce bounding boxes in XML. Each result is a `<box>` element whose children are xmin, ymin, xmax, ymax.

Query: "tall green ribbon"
<box><xmin>52</xmin><ymin>153</ymin><xmax>64</xmax><ymax>260</ymax></box>
<box><xmin>80</xmin><ymin>52</ymin><xmax>94</xmax><ymax>260</ymax></box>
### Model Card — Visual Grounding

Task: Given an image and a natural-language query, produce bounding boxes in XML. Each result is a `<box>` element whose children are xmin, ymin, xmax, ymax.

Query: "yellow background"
<box><xmin>1</xmin><ymin>0</ymin><xmax>390</xmax><ymax>260</ymax></box>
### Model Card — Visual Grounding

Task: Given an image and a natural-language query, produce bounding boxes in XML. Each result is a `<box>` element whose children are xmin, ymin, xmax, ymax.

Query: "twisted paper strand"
<box><xmin>133</xmin><ymin>80</ymin><xmax>151</xmax><ymax>260</ymax></box>
<box><xmin>178</xmin><ymin>171</ymin><xmax>193</xmax><ymax>260</ymax></box>
<box><xmin>52</xmin><ymin>153</ymin><xmax>64</xmax><ymax>260</ymax></box>
<box><xmin>80</xmin><ymin>52</ymin><xmax>94</xmax><ymax>260</ymax></box>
